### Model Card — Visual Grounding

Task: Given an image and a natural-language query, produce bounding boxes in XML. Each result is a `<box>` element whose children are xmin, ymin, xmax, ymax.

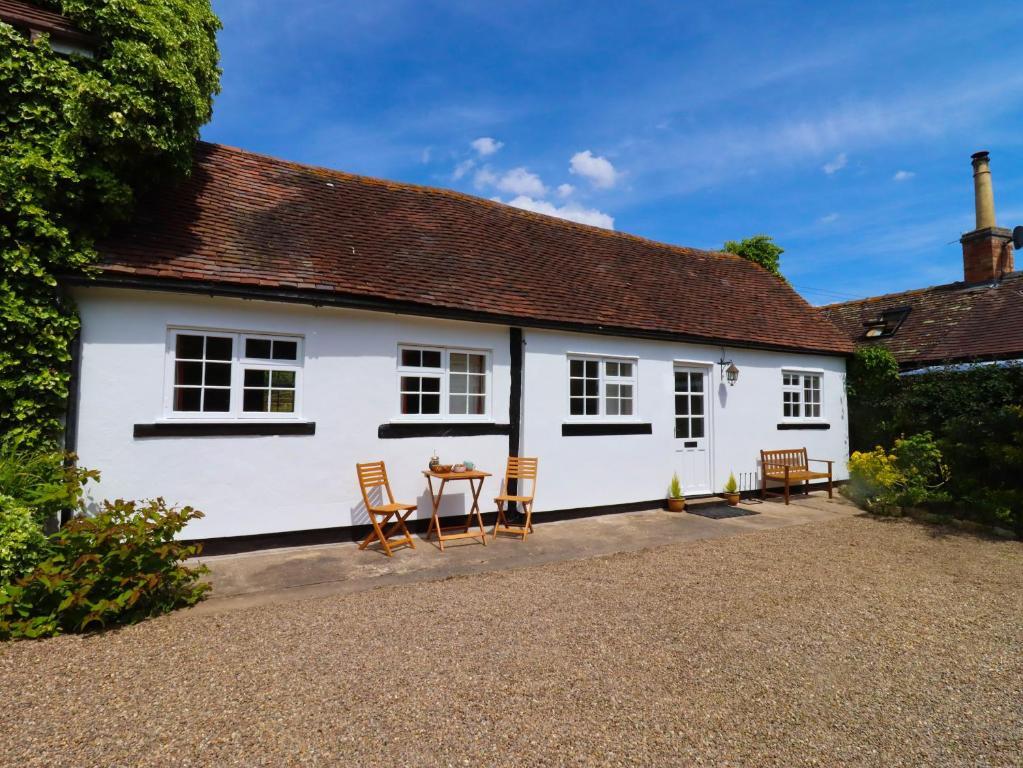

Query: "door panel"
<box><xmin>674</xmin><ymin>367</ymin><xmax>711</xmax><ymax>494</ymax></box>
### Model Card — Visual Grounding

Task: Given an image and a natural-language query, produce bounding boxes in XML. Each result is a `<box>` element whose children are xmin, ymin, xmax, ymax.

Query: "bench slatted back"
<box><xmin>760</xmin><ymin>448</ymin><xmax>809</xmax><ymax>472</ymax></box>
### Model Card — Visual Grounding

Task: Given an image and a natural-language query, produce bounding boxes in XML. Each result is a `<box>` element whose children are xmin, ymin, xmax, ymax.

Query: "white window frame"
<box><xmin>162</xmin><ymin>327</ymin><xmax>304</xmax><ymax>421</ymax></box>
<box><xmin>781</xmin><ymin>369</ymin><xmax>824</xmax><ymax>422</ymax></box>
<box><xmin>566</xmin><ymin>354</ymin><xmax>639</xmax><ymax>421</ymax></box>
<box><xmin>395</xmin><ymin>344</ymin><xmax>492</xmax><ymax>422</ymax></box>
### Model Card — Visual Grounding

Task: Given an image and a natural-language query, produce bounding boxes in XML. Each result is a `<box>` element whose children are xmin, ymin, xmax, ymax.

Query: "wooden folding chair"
<box><xmin>492</xmin><ymin>456</ymin><xmax>538</xmax><ymax>541</ymax></box>
<box><xmin>355</xmin><ymin>461</ymin><xmax>416</xmax><ymax>556</ymax></box>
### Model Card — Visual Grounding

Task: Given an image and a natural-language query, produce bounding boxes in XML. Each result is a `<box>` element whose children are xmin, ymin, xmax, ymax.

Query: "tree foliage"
<box><xmin>1</xmin><ymin>0</ymin><xmax>220</xmax><ymax>445</ymax></box>
<box><xmin>723</xmin><ymin>234</ymin><xmax>785</xmax><ymax>279</ymax></box>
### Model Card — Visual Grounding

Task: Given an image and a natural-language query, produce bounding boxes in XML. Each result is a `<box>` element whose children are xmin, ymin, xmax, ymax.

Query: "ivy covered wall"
<box><xmin>0</xmin><ymin>0</ymin><xmax>220</xmax><ymax>445</ymax></box>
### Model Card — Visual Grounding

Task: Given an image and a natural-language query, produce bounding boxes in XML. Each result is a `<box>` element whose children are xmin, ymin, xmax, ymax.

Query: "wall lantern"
<box><xmin>718</xmin><ymin>358</ymin><xmax>740</xmax><ymax>386</ymax></box>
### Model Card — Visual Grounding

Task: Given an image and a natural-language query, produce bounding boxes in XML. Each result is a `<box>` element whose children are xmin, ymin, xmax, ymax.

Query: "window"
<box><xmin>674</xmin><ymin>369</ymin><xmax>705</xmax><ymax>439</ymax></box>
<box><xmin>569</xmin><ymin>356</ymin><xmax>636</xmax><ymax>418</ymax></box>
<box><xmin>397</xmin><ymin>346</ymin><xmax>489</xmax><ymax>419</ymax></box>
<box><xmin>167</xmin><ymin>329</ymin><xmax>302</xmax><ymax>419</ymax></box>
<box><xmin>782</xmin><ymin>371</ymin><xmax>822</xmax><ymax>420</ymax></box>
<box><xmin>862</xmin><ymin>306</ymin><xmax>911</xmax><ymax>339</ymax></box>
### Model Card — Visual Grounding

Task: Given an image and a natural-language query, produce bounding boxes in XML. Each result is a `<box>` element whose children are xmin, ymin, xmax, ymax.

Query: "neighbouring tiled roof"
<box><xmin>0</xmin><ymin>0</ymin><xmax>92</xmax><ymax>43</ymax></box>
<box><xmin>95</xmin><ymin>142</ymin><xmax>854</xmax><ymax>356</ymax></box>
<box><xmin>821</xmin><ymin>272</ymin><xmax>1023</xmax><ymax>367</ymax></box>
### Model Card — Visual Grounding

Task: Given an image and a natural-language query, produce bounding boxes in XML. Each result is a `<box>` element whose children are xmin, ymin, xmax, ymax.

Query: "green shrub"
<box><xmin>0</xmin><ymin>498</ymin><xmax>209</xmax><ymax>640</ymax></box>
<box><xmin>847</xmin><ymin>432</ymin><xmax>948</xmax><ymax>514</ymax></box>
<box><xmin>0</xmin><ymin>438</ymin><xmax>98</xmax><ymax>527</ymax></box>
<box><xmin>0</xmin><ymin>494</ymin><xmax>49</xmax><ymax>584</ymax></box>
<box><xmin>847</xmin><ymin>361</ymin><xmax>1023</xmax><ymax>536</ymax></box>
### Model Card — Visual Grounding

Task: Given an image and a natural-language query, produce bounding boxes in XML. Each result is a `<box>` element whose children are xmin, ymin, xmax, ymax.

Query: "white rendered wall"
<box><xmin>520</xmin><ymin>329</ymin><xmax>849</xmax><ymax>512</ymax></box>
<box><xmin>73</xmin><ymin>288</ymin><xmax>849</xmax><ymax>538</ymax></box>
<box><xmin>73</xmin><ymin>288</ymin><xmax>512</xmax><ymax>539</ymax></box>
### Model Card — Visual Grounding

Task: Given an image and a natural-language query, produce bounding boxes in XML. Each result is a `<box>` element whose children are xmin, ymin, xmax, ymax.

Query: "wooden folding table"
<box><xmin>422</xmin><ymin>469</ymin><xmax>491</xmax><ymax>551</ymax></box>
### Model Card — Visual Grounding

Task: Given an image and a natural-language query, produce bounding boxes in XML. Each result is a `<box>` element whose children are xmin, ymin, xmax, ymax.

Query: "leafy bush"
<box><xmin>847</xmin><ymin>360</ymin><xmax>1023</xmax><ymax>536</ymax></box>
<box><xmin>0</xmin><ymin>494</ymin><xmax>50</xmax><ymax>584</ymax></box>
<box><xmin>940</xmin><ymin>403</ymin><xmax>1023</xmax><ymax>534</ymax></box>
<box><xmin>0</xmin><ymin>438</ymin><xmax>98</xmax><ymax>527</ymax></box>
<box><xmin>723</xmin><ymin>472</ymin><xmax>738</xmax><ymax>494</ymax></box>
<box><xmin>0</xmin><ymin>498</ymin><xmax>209</xmax><ymax>640</ymax></box>
<box><xmin>846</xmin><ymin>347</ymin><xmax>899</xmax><ymax>450</ymax></box>
<box><xmin>847</xmin><ymin>432</ymin><xmax>948</xmax><ymax>514</ymax></box>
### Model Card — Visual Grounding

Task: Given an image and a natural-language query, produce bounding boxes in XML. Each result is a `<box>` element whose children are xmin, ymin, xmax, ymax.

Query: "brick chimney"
<box><xmin>960</xmin><ymin>151</ymin><xmax>1014</xmax><ymax>283</ymax></box>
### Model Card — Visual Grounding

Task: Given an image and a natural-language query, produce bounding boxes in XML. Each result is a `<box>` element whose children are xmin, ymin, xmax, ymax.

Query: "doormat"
<box><xmin>688</xmin><ymin>505</ymin><xmax>759</xmax><ymax>520</ymax></box>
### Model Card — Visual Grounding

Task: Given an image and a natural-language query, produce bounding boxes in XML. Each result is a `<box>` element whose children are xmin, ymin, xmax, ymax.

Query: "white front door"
<box><xmin>674</xmin><ymin>366</ymin><xmax>712</xmax><ymax>494</ymax></box>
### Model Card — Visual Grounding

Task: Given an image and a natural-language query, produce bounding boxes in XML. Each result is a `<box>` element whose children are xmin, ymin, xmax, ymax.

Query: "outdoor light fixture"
<box><xmin>718</xmin><ymin>357</ymin><xmax>740</xmax><ymax>386</ymax></box>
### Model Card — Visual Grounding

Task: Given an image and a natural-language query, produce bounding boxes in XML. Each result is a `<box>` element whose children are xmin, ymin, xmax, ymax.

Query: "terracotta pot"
<box><xmin>724</xmin><ymin>492</ymin><xmax>740</xmax><ymax>507</ymax></box>
<box><xmin>667</xmin><ymin>497</ymin><xmax>686</xmax><ymax>512</ymax></box>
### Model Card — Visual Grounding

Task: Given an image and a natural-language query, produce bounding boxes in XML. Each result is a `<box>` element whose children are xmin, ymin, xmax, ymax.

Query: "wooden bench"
<box><xmin>760</xmin><ymin>448</ymin><xmax>833</xmax><ymax>505</ymax></box>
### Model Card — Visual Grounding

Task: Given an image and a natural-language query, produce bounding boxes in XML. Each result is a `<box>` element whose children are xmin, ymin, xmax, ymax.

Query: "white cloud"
<box><xmin>471</xmin><ymin>137</ymin><xmax>503</xmax><ymax>156</ymax></box>
<box><xmin>473</xmin><ymin>166</ymin><xmax>498</xmax><ymax>189</ymax></box>
<box><xmin>503</xmin><ymin>195</ymin><xmax>614</xmax><ymax>229</ymax></box>
<box><xmin>819</xmin><ymin>212</ymin><xmax>840</xmax><ymax>224</ymax></box>
<box><xmin>893</xmin><ymin>169</ymin><xmax>915</xmax><ymax>182</ymax></box>
<box><xmin>420</xmin><ymin>147</ymin><xmax>432</xmax><ymax>164</ymax></box>
<box><xmin>452</xmin><ymin>159</ymin><xmax>475</xmax><ymax>180</ymax></box>
<box><xmin>822</xmin><ymin>152</ymin><xmax>848</xmax><ymax>175</ymax></box>
<box><xmin>557</xmin><ymin>183</ymin><xmax>575</xmax><ymax>198</ymax></box>
<box><xmin>494</xmin><ymin>166</ymin><xmax>547</xmax><ymax>197</ymax></box>
<box><xmin>569</xmin><ymin>150</ymin><xmax>619</xmax><ymax>188</ymax></box>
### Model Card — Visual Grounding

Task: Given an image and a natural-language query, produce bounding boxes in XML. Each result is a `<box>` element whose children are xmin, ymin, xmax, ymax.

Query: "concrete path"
<box><xmin>190</xmin><ymin>492</ymin><xmax>858</xmax><ymax>616</ymax></box>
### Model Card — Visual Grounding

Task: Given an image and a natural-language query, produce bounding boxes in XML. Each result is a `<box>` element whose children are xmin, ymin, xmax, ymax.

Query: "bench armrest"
<box><xmin>807</xmin><ymin>458</ymin><xmax>833</xmax><ymax>468</ymax></box>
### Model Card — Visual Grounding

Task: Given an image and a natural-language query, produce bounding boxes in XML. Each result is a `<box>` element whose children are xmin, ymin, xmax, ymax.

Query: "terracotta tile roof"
<box><xmin>95</xmin><ymin>142</ymin><xmax>854</xmax><ymax>356</ymax></box>
<box><xmin>821</xmin><ymin>272</ymin><xmax>1023</xmax><ymax>367</ymax></box>
<box><xmin>0</xmin><ymin>0</ymin><xmax>92</xmax><ymax>43</ymax></box>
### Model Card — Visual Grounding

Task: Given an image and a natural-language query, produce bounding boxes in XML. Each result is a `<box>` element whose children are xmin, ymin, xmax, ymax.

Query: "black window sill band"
<box><xmin>134</xmin><ymin>422</ymin><xmax>316</xmax><ymax>438</ymax></box>
<box><xmin>378</xmin><ymin>422</ymin><xmax>512</xmax><ymax>439</ymax></box>
<box><xmin>777</xmin><ymin>422</ymin><xmax>830</xmax><ymax>430</ymax></box>
<box><xmin>562</xmin><ymin>423</ymin><xmax>653</xmax><ymax>436</ymax></box>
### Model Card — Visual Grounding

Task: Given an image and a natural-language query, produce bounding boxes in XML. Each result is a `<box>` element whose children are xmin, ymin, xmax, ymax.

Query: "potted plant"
<box><xmin>723</xmin><ymin>472</ymin><xmax>741</xmax><ymax>506</ymax></box>
<box><xmin>667</xmin><ymin>472</ymin><xmax>686</xmax><ymax>512</ymax></box>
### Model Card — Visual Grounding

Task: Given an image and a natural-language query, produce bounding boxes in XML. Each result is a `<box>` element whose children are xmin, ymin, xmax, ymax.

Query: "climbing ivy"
<box><xmin>0</xmin><ymin>1</ymin><xmax>220</xmax><ymax>445</ymax></box>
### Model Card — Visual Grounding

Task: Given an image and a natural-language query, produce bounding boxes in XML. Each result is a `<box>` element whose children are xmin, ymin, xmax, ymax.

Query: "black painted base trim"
<box><xmin>562</xmin><ymin>422</ymin><xmax>653</xmax><ymax>436</ymax></box>
<box><xmin>777</xmin><ymin>422</ymin><xmax>830</xmax><ymax>430</ymax></box>
<box><xmin>378</xmin><ymin>422</ymin><xmax>511</xmax><ymax>439</ymax></box>
<box><xmin>134</xmin><ymin>421</ymin><xmax>316</xmax><ymax>438</ymax></box>
<box><xmin>187</xmin><ymin>483</ymin><xmax>852</xmax><ymax>556</ymax></box>
<box><xmin>190</xmin><ymin>497</ymin><xmax>669</xmax><ymax>555</ymax></box>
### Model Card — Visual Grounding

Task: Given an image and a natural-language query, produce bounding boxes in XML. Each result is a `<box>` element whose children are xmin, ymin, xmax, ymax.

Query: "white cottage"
<box><xmin>64</xmin><ymin>142</ymin><xmax>854</xmax><ymax>542</ymax></box>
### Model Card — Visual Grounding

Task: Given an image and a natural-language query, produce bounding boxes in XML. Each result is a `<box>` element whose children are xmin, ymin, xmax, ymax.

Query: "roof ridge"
<box><xmin>198</xmin><ymin>140</ymin><xmax>747</xmax><ymax>269</ymax></box>
<box><xmin>821</xmin><ymin>280</ymin><xmax>968</xmax><ymax>309</ymax></box>
<box><xmin>820</xmin><ymin>270</ymin><xmax>1023</xmax><ymax>310</ymax></box>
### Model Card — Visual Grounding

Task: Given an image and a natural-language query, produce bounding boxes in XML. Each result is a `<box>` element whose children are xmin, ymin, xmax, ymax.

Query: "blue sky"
<box><xmin>203</xmin><ymin>1</ymin><xmax>1023</xmax><ymax>305</ymax></box>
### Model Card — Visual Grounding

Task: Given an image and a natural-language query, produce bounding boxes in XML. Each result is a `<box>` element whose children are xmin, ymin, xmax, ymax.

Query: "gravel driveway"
<box><xmin>2</xmin><ymin>515</ymin><xmax>1021</xmax><ymax>767</ymax></box>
